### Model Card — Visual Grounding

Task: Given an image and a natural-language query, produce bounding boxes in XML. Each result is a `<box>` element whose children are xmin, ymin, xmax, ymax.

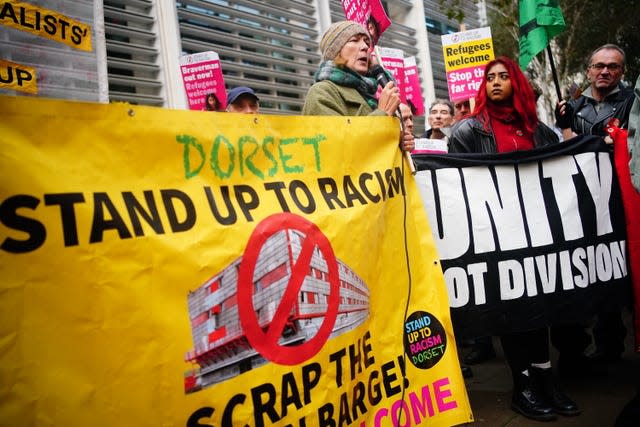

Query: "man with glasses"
<box><xmin>553</xmin><ymin>44</ymin><xmax>634</xmax><ymax>376</ymax></box>
<box><xmin>555</xmin><ymin>44</ymin><xmax>634</xmax><ymax>139</ymax></box>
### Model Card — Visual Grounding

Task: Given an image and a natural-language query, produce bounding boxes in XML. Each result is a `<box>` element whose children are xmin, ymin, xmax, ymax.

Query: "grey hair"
<box><xmin>429</xmin><ymin>99</ymin><xmax>454</xmax><ymax>115</ymax></box>
<box><xmin>588</xmin><ymin>44</ymin><xmax>626</xmax><ymax>67</ymax></box>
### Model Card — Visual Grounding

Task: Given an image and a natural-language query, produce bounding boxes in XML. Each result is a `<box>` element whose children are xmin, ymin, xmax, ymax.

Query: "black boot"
<box><xmin>530</xmin><ymin>366</ymin><xmax>581</xmax><ymax>416</ymax></box>
<box><xmin>511</xmin><ymin>372</ymin><xmax>556</xmax><ymax>421</ymax></box>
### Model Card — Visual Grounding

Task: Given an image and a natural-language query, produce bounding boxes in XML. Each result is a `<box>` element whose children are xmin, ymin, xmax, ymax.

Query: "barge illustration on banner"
<box><xmin>184</xmin><ymin>220</ymin><xmax>370</xmax><ymax>393</ymax></box>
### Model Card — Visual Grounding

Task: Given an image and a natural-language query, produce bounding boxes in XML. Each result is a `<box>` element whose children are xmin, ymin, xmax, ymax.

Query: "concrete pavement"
<box><xmin>460</xmin><ymin>321</ymin><xmax>640</xmax><ymax>426</ymax></box>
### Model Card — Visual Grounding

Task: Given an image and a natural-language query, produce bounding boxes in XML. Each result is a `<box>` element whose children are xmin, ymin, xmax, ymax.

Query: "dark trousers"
<box><xmin>550</xmin><ymin>323</ymin><xmax>591</xmax><ymax>358</ymax></box>
<box><xmin>501</xmin><ymin>328</ymin><xmax>550</xmax><ymax>383</ymax></box>
<box><xmin>551</xmin><ymin>308</ymin><xmax>626</xmax><ymax>359</ymax></box>
<box><xmin>593</xmin><ymin>308</ymin><xmax>626</xmax><ymax>356</ymax></box>
<box><xmin>472</xmin><ymin>335</ymin><xmax>493</xmax><ymax>349</ymax></box>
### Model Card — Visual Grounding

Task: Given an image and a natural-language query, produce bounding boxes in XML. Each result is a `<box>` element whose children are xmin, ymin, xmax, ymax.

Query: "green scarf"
<box><xmin>314</xmin><ymin>61</ymin><xmax>379</xmax><ymax>110</ymax></box>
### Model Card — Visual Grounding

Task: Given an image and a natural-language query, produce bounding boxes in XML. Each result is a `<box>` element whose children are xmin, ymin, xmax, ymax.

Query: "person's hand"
<box><xmin>604</xmin><ymin>118</ymin><xmax>622</xmax><ymax>145</ymax></box>
<box><xmin>400</xmin><ymin>130</ymin><xmax>415</xmax><ymax>152</ymax></box>
<box><xmin>555</xmin><ymin>100</ymin><xmax>574</xmax><ymax>129</ymax></box>
<box><xmin>377</xmin><ymin>81</ymin><xmax>401</xmax><ymax>116</ymax></box>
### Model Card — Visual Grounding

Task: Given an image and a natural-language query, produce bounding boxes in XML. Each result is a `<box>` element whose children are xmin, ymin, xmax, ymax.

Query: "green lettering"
<box><xmin>278</xmin><ymin>137</ymin><xmax>303</xmax><ymax>173</ymax></box>
<box><xmin>238</xmin><ymin>135</ymin><xmax>262</xmax><ymax>179</ymax></box>
<box><xmin>261</xmin><ymin>136</ymin><xmax>279</xmax><ymax>178</ymax></box>
<box><xmin>176</xmin><ymin>134</ymin><xmax>205</xmax><ymax>179</ymax></box>
<box><xmin>210</xmin><ymin>135</ymin><xmax>235</xmax><ymax>179</ymax></box>
<box><xmin>302</xmin><ymin>134</ymin><xmax>326</xmax><ymax>172</ymax></box>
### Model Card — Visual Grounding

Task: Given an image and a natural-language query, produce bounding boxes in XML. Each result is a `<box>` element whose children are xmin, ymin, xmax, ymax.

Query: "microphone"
<box><xmin>369</xmin><ymin>65</ymin><xmax>416</xmax><ymax>174</ymax></box>
<box><xmin>370</xmin><ymin>65</ymin><xmax>398</xmax><ymax>118</ymax></box>
<box><xmin>370</xmin><ymin>65</ymin><xmax>392</xmax><ymax>88</ymax></box>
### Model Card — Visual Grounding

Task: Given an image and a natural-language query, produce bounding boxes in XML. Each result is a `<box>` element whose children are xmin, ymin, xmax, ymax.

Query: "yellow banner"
<box><xmin>0</xmin><ymin>58</ymin><xmax>37</xmax><ymax>93</ymax></box>
<box><xmin>0</xmin><ymin>0</ymin><xmax>92</xmax><ymax>51</ymax></box>
<box><xmin>0</xmin><ymin>96</ymin><xmax>472</xmax><ymax>427</ymax></box>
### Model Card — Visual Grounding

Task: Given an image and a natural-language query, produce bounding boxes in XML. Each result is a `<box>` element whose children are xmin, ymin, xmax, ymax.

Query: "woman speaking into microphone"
<box><xmin>302</xmin><ymin>21</ymin><xmax>414</xmax><ymax>152</ymax></box>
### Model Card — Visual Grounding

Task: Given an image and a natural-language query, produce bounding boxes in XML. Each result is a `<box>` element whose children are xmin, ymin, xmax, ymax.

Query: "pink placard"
<box><xmin>445</xmin><ymin>65</ymin><xmax>486</xmax><ymax>102</ymax></box>
<box><xmin>179</xmin><ymin>51</ymin><xmax>227</xmax><ymax>111</ymax></box>
<box><xmin>377</xmin><ymin>47</ymin><xmax>406</xmax><ymax>103</ymax></box>
<box><xmin>403</xmin><ymin>56</ymin><xmax>425</xmax><ymax>116</ymax></box>
<box><xmin>340</xmin><ymin>0</ymin><xmax>391</xmax><ymax>47</ymax></box>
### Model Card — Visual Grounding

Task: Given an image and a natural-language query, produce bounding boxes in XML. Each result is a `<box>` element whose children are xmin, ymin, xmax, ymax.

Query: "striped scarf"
<box><xmin>314</xmin><ymin>61</ymin><xmax>379</xmax><ymax>110</ymax></box>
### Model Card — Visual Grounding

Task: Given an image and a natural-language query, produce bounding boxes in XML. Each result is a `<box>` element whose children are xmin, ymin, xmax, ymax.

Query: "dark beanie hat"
<box><xmin>319</xmin><ymin>21</ymin><xmax>368</xmax><ymax>61</ymax></box>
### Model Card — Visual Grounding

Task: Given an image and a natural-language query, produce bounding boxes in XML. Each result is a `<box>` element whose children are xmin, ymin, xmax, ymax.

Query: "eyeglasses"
<box><xmin>589</xmin><ymin>63</ymin><xmax>623</xmax><ymax>71</ymax></box>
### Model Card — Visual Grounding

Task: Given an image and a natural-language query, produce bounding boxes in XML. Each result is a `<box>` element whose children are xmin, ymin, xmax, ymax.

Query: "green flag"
<box><xmin>519</xmin><ymin>0</ymin><xmax>566</xmax><ymax>69</ymax></box>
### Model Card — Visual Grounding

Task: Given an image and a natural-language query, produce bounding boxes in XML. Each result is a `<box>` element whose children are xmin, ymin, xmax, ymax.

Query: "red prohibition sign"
<box><xmin>237</xmin><ymin>212</ymin><xmax>340</xmax><ymax>365</ymax></box>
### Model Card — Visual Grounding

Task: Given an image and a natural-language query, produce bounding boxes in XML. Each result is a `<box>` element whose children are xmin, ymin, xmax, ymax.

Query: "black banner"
<box><xmin>413</xmin><ymin>135</ymin><xmax>631</xmax><ymax>338</ymax></box>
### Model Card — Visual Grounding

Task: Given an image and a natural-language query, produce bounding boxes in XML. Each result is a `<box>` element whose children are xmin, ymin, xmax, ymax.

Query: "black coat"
<box><xmin>449</xmin><ymin>116</ymin><xmax>559</xmax><ymax>154</ymax></box>
<box><xmin>568</xmin><ymin>83</ymin><xmax>634</xmax><ymax>136</ymax></box>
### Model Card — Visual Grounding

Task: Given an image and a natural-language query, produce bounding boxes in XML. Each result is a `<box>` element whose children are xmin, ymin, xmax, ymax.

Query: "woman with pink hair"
<box><xmin>450</xmin><ymin>56</ymin><xmax>579</xmax><ymax>421</ymax></box>
<box><xmin>449</xmin><ymin>56</ymin><xmax>557</xmax><ymax>153</ymax></box>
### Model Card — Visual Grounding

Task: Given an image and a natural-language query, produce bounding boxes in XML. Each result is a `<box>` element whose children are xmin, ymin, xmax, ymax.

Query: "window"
<box><xmin>104</xmin><ymin>0</ymin><xmax>164</xmax><ymax>105</ymax></box>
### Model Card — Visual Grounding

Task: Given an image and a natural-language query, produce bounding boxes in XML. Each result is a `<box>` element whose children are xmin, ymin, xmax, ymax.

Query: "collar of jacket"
<box><xmin>583</xmin><ymin>82</ymin><xmax>628</xmax><ymax>103</ymax></box>
<box><xmin>467</xmin><ymin>115</ymin><xmax>495</xmax><ymax>137</ymax></box>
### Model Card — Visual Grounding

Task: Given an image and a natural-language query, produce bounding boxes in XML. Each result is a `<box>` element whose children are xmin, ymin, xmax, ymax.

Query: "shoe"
<box><xmin>461</xmin><ymin>364</ymin><xmax>473</xmax><ymax>379</ymax></box>
<box><xmin>463</xmin><ymin>344</ymin><xmax>496</xmax><ymax>365</ymax></box>
<box><xmin>511</xmin><ymin>374</ymin><xmax>556</xmax><ymax>421</ymax></box>
<box><xmin>530</xmin><ymin>366</ymin><xmax>581</xmax><ymax>416</ymax></box>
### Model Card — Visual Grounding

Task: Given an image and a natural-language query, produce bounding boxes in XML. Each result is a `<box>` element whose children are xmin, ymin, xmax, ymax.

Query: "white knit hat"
<box><xmin>319</xmin><ymin>21</ymin><xmax>368</xmax><ymax>61</ymax></box>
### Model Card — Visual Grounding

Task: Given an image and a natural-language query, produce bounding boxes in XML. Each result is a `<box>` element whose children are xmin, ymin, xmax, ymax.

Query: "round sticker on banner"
<box><xmin>403</xmin><ymin>311</ymin><xmax>447</xmax><ymax>369</ymax></box>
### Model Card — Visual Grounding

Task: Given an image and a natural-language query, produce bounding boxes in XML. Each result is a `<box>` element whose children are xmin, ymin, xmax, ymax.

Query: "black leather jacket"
<box><xmin>449</xmin><ymin>116</ymin><xmax>559</xmax><ymax>154</ymax></box>
<box><xmin>568</xmin><ymin>83</ymin><xmax>634</xmax><ymax>136</ymax></box>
